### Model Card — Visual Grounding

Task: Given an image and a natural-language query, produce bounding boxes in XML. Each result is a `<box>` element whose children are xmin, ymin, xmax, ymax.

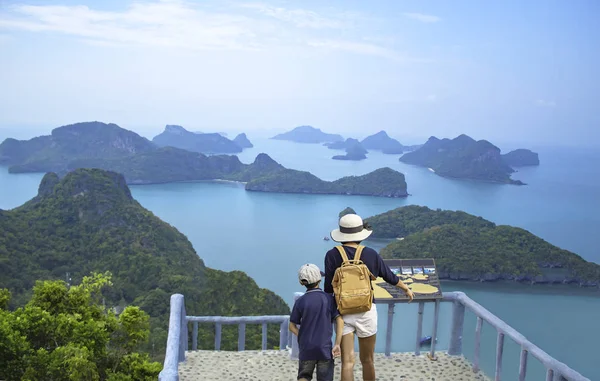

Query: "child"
<box><xmin>289</xmin><ymin>263</ymin><xmax>344</xmax><ymax>381</ymax></box>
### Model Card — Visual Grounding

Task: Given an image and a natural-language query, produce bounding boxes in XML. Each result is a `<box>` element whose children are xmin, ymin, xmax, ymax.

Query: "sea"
<box><xmin>1</xmin><ymin>136</ymin><xmax>599</xmax><ymax>380</ymax></box>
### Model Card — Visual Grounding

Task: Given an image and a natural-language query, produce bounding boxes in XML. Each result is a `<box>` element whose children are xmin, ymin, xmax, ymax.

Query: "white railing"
<box><xmin>158</xmin><ymin>292</ymin><xmax>590</xmax><ymax>381</ymax></box>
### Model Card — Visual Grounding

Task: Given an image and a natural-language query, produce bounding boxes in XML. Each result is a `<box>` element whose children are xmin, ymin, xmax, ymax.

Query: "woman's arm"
<box><xmin>324</xmin><ymin>251</ymin><xmax>335</xmax><ymax>294</ymax></box>
<box><xmin>332</xmin><ymin>315</ymin><xmax>343</xmax><ymax>358</ymax></box>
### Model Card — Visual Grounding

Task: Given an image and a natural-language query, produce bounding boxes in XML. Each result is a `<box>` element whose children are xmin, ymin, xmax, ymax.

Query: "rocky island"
<box><xmin>0</xmin><ymin>168</ymin><xmax>290</xmax><ymax>352</ymax></box>
<box><xmin>153</xmin><ymin>124</ymin><xmax>244</xmax><ymax>154</ymax></box>
<box><xmin>233</xmin><ymin>132</ymin><xmax>254</xmax><ymax>148</ymax></box>
<box><xmin>361</xmin><ymin>131</ymin><xmax>404</xmax><ymax>154</ymax></box>
<box><xmin>245</xmin><ymin>166</ymin><xmax>408</xmax><ymax>197</ymax></box>
<box><xmin>332</xmin><ymin>140</ymin><xmax>368</xmax><ymax>161</ymax></box>
<box><xmin>270</xmin><ymin>125</ymin><xmax>343</xmax><ymax>143</ymax></box>
<box><xmin>399</xmin><ymin>134</ymin><xmax>524</xmax><ymax>184</ymax></box>
<box><xmin>502</xmin><ymin>148</ymin><xmax>540</xmax><ymax>166</ymax></box>
<box><xmin>362</xmin><ymin>205</ymin><xmax>600</xmax><ymax>286</ymax></box>
<box><xmin>0</xmin><ymin>122</ymin><xmax>408</xmax><ymax>198</ymax></box>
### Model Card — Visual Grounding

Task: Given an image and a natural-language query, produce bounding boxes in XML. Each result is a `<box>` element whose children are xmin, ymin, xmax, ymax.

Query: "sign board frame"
<box><xmin>372</xmin><ymin>258</ymin><xmax>443</xmax><ymax>302</ymax></box>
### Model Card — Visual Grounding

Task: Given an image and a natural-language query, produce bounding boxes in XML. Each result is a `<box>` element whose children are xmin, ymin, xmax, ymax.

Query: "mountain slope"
<box><xmin>0</xmin><ymin>121</ymin><xmax>155</xmax><ymax>172</ymax></box>
<box><xmin>152</xmin><ymin>125</ymin><xmax>242</xmax><ymax>154</ymax></box>
<box><xmin>0</xmin><ymin>169</ymin><xmax>290</xmax><ymax>351</ymax></box>
<box><xmin>361</xmin><ymin>131</ymin><xmax>403</xmax><ymax>154</ymax></box>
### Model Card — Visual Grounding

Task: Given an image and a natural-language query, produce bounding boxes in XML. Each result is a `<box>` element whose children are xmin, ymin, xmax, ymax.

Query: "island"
<box><xmin>245</xmin><ymin>166</ymin><xmax>408</xmax><ymax>198</ymax></box>
<box><xmin>399</xmin><ymin>135</ymin><xmax>524</xmax><ymax>184</ymax></box>
<box><xmin>0</xmin><ymin>168</ymin><xmax>290</xmax><ymax>353</ymax></box>
<box><xmin>339</xmin><ymin>207</ymin><xmax>356</xmax><ymax>218</ymax></box>
<box><xmin>0</xmin><ymin>121</ymin><xmax>156</xmax><ymax>172</ymax></box>
<box><xmin>362</xmin><ymin>205</ymin><xmax>600</xmax><ymax>286</ymax></box>
<box><xmin>152</xmin><ymin>124</ymin><xmax>243</xmax><ymax>154</ymax></box>
<box><xmin>270</xmin><ymin>125</ymin><xmax>343</xmax><ymax>143</ymax></box>
<box><xmin>332</xmin><ymin>140</ymin><xmax>368</xmax><ymax>161</ymax></box>
<box><xmin>233</xmin><ymin>132</ymin><xmax>253</xmax><ymax>148</ymax></box>
<box><xmin>1</xmin><ymin>122</ymin><xmax>408</xmax><ymax>198</ymax></box>
<box><xmin>361</xmin><ymin>131</ymin><xmax>404</xmax><ymax>154</ymax></box>
<box><xmin>502</xmin><ymin>149</ymin><xmax>540</xmax><ymax>166</ymax></box>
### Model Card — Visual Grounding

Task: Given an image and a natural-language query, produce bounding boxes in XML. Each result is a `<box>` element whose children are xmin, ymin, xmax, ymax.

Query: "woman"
<box><xmin>324</xmin><ymin>213</ymin><xmax>413</xmax><ymax>381</ymax></box>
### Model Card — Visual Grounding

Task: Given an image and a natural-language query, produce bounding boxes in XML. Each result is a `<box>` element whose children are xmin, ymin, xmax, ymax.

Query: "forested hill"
<box><xmin>0</xmin><ymin>168</ymin><xmax>290</xmax><ymax>352</ymax></box>
<box><xmin>361</xmin><ymin>205</ymin><xmax>600</xmax><ymax>285</ymax></box>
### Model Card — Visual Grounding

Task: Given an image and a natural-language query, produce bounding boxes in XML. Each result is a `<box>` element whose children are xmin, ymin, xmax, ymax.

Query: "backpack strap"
<box><xmin>335</xmin><ymin>246</ymin><xmax>350</xmax><ymax>263</ymax></box>
<box><xmin>354</xmin><ymin>245</ymin><xmax>365</xmax><ymax>262</ymax></box>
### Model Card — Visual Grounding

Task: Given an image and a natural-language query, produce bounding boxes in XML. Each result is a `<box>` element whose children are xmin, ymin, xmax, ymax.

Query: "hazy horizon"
<box><xmin>1</xmin><ymin>0</ymin><xmax>599</xmax><ymax>148</ymax></box>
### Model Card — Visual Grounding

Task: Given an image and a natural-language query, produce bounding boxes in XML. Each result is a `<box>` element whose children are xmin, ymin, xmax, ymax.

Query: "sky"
<box><xmin>0</xmin><ymin>0</ymin><xmax>598</xmax><ymax>146</ymax></box>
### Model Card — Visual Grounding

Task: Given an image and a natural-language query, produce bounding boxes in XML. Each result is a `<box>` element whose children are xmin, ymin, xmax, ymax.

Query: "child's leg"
<box><xmin>315</xmin><ymin>359</ymin><xmax>335</xmax><ymax>381</ymax></box>
<box><xmin>298</xmin><ymin>360</ymin><xmax>317</xmax><ymax>381</ymax></box>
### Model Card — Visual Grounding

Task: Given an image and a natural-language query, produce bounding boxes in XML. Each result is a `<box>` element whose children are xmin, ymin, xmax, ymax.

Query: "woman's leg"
<box><xmin>340</xmin><ymin>332</ymin><xmax>355</xmax><ymax>381</ymax></box>
<box><xmin>357</xmin><ymin>334</ymin><xmax>377</xmax><ymax>381</ymax></box>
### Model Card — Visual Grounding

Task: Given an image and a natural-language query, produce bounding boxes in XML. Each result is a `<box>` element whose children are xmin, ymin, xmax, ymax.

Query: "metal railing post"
<box><xmin>158</xmin><ymin>294</ymin><xmax>184</xmax><ymax>381</ymax></box>
<box><xmin>290</xmin><ymin>292</ymin><xmax>303</xmax><ymax>360</ymax></box>
<box><xmin>448</xmin><ymin>301</ymin><xmax>465</xmax><ymax>356</ymax></box>
<box><xmin>280</xmin><ymin>320</ymin><xmax>288</xmax><ymax>350</ymax></box>
<box><xmin>215</xmin><ymin>323</ymin><xmax>222</xmax><ymax>351</ymax></box>
<box><xmin>415</xmin><ymin>302</ymin><xmax>425</xmax><ymax>355</ymax></box>
<box><xmin>428</xmin><ymin>300</ymin><xmax>440</xmax><ymax>360</ymax></box>
<box><xmin>192</xmin><ymin>322</ymin><xmax>198</xmax><ymax>351</ymax></box>
<box><xmin>238</xmin><ymin>323</ymin><xmax>246</xmax><ymax>351</ymax></box>
<box><xmin>179</xmin><ymin>301</ymin><xmax>187</xmax><ymax>363</ymax></box>
<box><xmin>519</xmin><ymin>348</ymin><xmax>528</xmax><ymax>381</ymax></box>
<box><xmin>385</xmin><ymin>303</ymin><xmax>395</xmax><ymax>357</ymax></box>
<box><xmin>262</xmin><ymin>323</ymin><xmax>268</xmax><ymax>350</ymax></box>
<box><xmin>473</xmin><ymin>317</ymin><xmax>483</xmax><ymax>372</ymax></box>
<box><xmin>495</xmin><ymin>332</ymin><xmax>505</xmax><ymax>381</ymax></box>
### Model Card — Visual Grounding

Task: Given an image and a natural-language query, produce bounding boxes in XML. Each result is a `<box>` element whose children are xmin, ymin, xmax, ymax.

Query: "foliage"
<box><xmin>379</xmin><ymin>219</ymin><xmax>600</xmax><ymax>283</ymax></box>
<box><xmin>0</xmin><ymin>272</ymin><xmax>162</xmax><ymax>381</ymax></box>
<box><xmin>399</xmin><ymin>135</ymin><xmax>522</xmax><ymax>184</ymax></box>
<box><xmin>0</xmin><ymin>169</ymin><xmax>290</xmax><ymax>359</ymax></box>
<box><xmin>365</xmin><ymin>205</ymin><xmax>494</xmax><ymax>238</ymax></box>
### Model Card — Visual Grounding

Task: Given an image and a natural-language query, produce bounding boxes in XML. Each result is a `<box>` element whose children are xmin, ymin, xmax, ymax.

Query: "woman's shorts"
<box><xmin>341</xmin><ymin>303</ymin><xmax>377</xmax><ymax>338</ymax></box>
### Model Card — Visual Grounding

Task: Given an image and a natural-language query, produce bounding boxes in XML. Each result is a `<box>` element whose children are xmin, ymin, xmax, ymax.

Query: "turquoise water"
<box><xmin>1</xmin><ymin>138</ymin><xmax>599</xmax><ymax>380</ymax></box>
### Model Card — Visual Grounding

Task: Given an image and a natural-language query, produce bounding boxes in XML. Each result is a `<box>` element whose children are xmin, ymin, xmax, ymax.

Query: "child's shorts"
<box><xmin>297</xmin><ymin>359</ymin><xmax>334</xmax><ymax>381</ymax></box>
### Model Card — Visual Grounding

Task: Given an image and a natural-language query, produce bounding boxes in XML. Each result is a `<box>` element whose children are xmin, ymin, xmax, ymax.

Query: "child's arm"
<box><xmin>332</xmin><ymin>315</ymin><xmax>343</xmax><ymax>358</ymax></box>
<box><xmin>289</xmin><ymin>321</ymin><xmax>299</xmax><ymax>336</ymax></box>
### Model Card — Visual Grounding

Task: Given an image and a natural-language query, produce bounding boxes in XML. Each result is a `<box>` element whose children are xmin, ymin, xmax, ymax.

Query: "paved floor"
<box><xmin>179</xmin><ymin>350</ymin><xmax>491</xmax><ymax>381</ymax></box>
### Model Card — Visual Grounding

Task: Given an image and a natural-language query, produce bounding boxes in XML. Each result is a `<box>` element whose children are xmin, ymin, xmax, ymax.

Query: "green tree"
<box><xmin>0</xmin><ymin>272</ymin><xmax>161</xmax><ymax>381</ymax></box>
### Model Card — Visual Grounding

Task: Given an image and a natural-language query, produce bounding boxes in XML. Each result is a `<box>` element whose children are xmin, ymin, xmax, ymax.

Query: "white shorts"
<box><xmin>342</xmin><ymin>303</ymin><xmax>378</xmax><ymax>338</ymax></box>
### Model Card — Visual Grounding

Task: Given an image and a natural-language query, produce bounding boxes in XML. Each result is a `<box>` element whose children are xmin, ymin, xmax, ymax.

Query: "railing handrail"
<box><xmin>186</xmin><ymin>315</ymin><xmax>290</xmax><ymax>324</ymax></box>
<box><xmin>159</xmin><ymin>291</ymin><xmax>590</xmax><ymax>381</ymax></box>
<box><xmin>443</xmin><ymin>291</ymin><xmax>589</xmax><ymax>381</ymax></box>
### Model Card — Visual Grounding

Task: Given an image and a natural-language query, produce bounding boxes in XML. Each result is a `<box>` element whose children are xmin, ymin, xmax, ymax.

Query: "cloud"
<box><xmin>0</xmin><ymin>0</ymin><xmax>427</xmax><ymax>62</ymax></box>
<box><xmin>306</xmin><ymin>39</ymin><xmax>431</xmax><ymax>63</ymax></box>
<box><xmin>239</xmin><ymin>3</ymin><xmax>347</xmax><ymax>29</ymax></box>
<box><xmin>403</xmin><ymin>12</ymin><xmax>441</xmax><ymax>23</ymax></box>
<box><xmin>535</xmin><ymin>99</ymin><xmax>557</xmax><ymax>108</ymax></box>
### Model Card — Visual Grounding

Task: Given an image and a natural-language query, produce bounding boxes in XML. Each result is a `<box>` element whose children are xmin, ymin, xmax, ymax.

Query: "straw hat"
<box><xmin>330</xmin><ymin>214</ymin><xmax>372</xmax><ymax>243</ymax></box>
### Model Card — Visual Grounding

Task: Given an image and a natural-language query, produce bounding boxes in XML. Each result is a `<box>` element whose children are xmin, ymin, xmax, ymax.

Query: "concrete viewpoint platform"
<box><xmin>178</xmin><ymin>350</ymin><xmax>491</xmax><ymax>381</ymax></box>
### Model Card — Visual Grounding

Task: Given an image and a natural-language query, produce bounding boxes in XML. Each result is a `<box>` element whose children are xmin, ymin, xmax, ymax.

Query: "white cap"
<box><xmin>298</xmin><ymin>263</ymin><xmax>324</xmax><ymax>285</ymax></box>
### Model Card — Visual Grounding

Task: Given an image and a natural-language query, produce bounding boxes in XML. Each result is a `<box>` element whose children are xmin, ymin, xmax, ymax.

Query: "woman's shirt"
<box><xmin>323</xmin><ymin>245</ymin><xmax>400</xmax><ymax>295</ymax></box>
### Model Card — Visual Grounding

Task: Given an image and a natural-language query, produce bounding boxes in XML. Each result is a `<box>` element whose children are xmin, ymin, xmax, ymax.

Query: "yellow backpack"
<box><xmin>332</xmin><ymin>245</ymin><xmax>376</xmax><ymax>315</ymax></box>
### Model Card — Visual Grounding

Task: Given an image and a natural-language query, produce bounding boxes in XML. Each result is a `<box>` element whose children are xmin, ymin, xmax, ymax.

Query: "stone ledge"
<box><xmin>179</xmin><ymin>350</ymin><xmax>490</xmax><ymax>381</ymax></box>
